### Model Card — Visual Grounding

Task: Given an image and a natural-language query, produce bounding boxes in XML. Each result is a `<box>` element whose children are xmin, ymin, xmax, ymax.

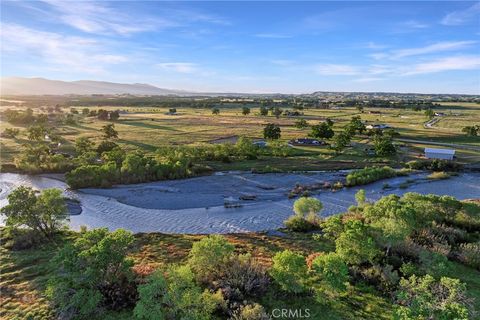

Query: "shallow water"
<box><xmin>1</xmin><ymin>171</ymin><xmax>479</xmax><ymax>234</ymax></box>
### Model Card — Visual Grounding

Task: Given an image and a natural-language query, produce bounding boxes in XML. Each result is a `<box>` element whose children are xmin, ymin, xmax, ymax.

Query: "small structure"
<box><xmin>424</xmin><ymin>148</ymin><xmax>455</xmax><ymax>160</ymax></box>
<box><xmin>288</xmin><ymin>138</ymin><xmax>325</xmax><ymax>146</ymax></box>
<box><xmin>366</xmin><ymin>124</ymin><xmax>391</xmax><ymax>130</ymax></box>
<box><xmin>253</xmin><ymin>140</ymin><xmax>267</xmax><ymax>148</ymax></box>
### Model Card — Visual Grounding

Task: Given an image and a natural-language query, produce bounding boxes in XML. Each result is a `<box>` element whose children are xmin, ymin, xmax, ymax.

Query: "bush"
<box><xmin>456</xmin><ymin>242</ymin><xmax>480</xmax><ymax>270</ymax></box>
<box><xmin>427</xmin><ymin>171</ymin><xmax>450</xmax><ymax>180</ymax></box>
<box><xmin>230</xmin><ymin>303</ymin><xmax>270</xmax><ymax>320</ymax></box>
<box><xmin>270</xmin><ymin>250</ymin><xmax>308</xmax><ymax>294</ymax></box>
<box><xmin>394</xmin><ymin>275</ymin><xmax>473</xmax><ymax>320</ymax></box>
<box><xmin>284</xmin><ymin>215</ymin><xmax>316</xmax><ymax>232</ymax></box>
<box><xmin>188</xmin><ymin>235</ymin><xmax>235</xmax><ymax>283</ymax></box>
<box><xmin>1</xmin><ymin>227</ymin><xmax>44</xmax><ymax>250</ymax></box>
<box><xmin>320</xmin><ymin>215</ymin><xmax>344</xmax><ymax>240</ymax></box>
<box><xmin>418</xmin><ymin>250</ymin><xmax>452</xmax><ymax>278</ymax></box>
<box><xmin>335</xmin><ymin>220</ymin><xmax>379</xmax><ymax>265</ymax></box>
<box><xmin>134</xmin><ymin>265</ymin><xmax>224</xmax><ymax>320</ymax></box>
<box><xmin>214</xmin><ymin>254</ymin><xmax>269</xmax><ymax>302</ymax></box>
<box><xmin>311</xmin><ymin>253</ymin><xmax>349</xmax><ymax>293</ymax></box>
<box><xmin>46</xmin><ymin>229</ymin><xmax>136</xmax><ymax>319</ymax></box>
<box><xmin>345</xmin><ymin>166</ymin><xmax>397</xmax><ymax>187</ymax></box>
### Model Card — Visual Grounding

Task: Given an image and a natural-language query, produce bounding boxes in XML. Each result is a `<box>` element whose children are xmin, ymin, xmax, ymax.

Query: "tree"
<box><xmin>82</xmin><ymin>108</ymin><xmax>90</xmax><ymax>115</ymax></box>
<box><xmin>97</xmin><ymin>109</ymin><xmax>109</xmax><ymax>120</ymax></box>
<box><xmin>335</xmin><ymin>220</ymin><xmax>379</xmax><ymax>265</ymax></box>
<box><xmin>356</xmin><ymin>105</ymin><xmax>364</xmax><ymax>113</ymax></box>
<box><xmin>263</xmin><ymin>123</ymin><xmax>281</xmax><ymax>140</ymax></box>
<box><xmin>425</xmin><ymin>108</ymin><xmax>435</xmax><ymax>119</ymax></box>
<box><xmin>270</xmin><ymin>250</ymin><xmax>308</xmax><ymax>293</ymax></box>
<box><xmin>331</xmin><ymin>131</ymin><xmax>351</xmax><ymax>153</ymax></box>
<box><xmin>293</xmin><ymin>197</ymin><xmax>323</xmax><ymax>217</ymax></box>
<box><xmin>134</xmin><ymin>265</ymin><xmax>223</xmax><ymax>320</ymax></box>
<box><xmin>212</xmin><ymin>107</ymin><xmax>220</xmax><ymax>115</ymax></box>
<box><xmin>373</xmin><ymin>135</ymin><xmax>396</xmax><ymax>156</ymax></box>
<box><xmin>187</xmin><ymin>235</ymin><xmax>234</xmax><ymax>282</ymax></box>
<box><xmin>310</xmin><ymin>123</ymin><xmax>334</xmax><ymax>139</ymax></box>
<box><xmin>101</xmin><ymin>123</ymin><xmax>118</xmax><ymax>139</ymax></box>
<box><xmin>242</xmin><ymin>107</ymin><xmax>251</xmax><ymax>115</ymax></box>
<box><xmin>345</xmin><ymin>116</ymin><xmax>366</xmax><ymax>136</ymax></box>
<box><xmin>109</xmin><ymin>110</ymin><xmax>120</xmax><ymax>121</ymax></box>
<box><xmin>1</xmin><ymin>187</ymin><xmax>68</xmax><ymax>239</ymax></box>
<box><xmin>295</xmin><ymin>119</ymin><xmax>309</xmax><ymax>129</ymax></box>
<box><xmin>46</xmin><ymin>228</ymin><xmax>136</xmax><ymax>319</ymax></box>
<box><xmin>75</xmin><ymin>137</ymin><xmax>95</xmax><ymax>155</ymax></box>
<box><xmin>272</xmin><ymin>107</ymin><xmax>282</xmax><ymax>118</ymax></box>
<box><xmin>355</xmin><ymin>189</ymin><xmax>366</xmax><ymax>206</ymax></box>
<box><xmin>461</xmin><ymin>125</ymin><xmax>479</xmax><ymax>136</ymax></box>
<box><xmin>259</xmin><ymin>106</ymin><xmax>268</xmax><ymax>116</ymax></box>
<box><xmin>311</xmin><ymin>253</ymin><xmax>349</xmax><ymax>293</ymax></box>
<box><xmin>27</xmin><ymin>125</ymin><xmax>48</xmax><ymax>141</ymax></box>
<box><xmin>394</xmin><ymin>275</ymin><xmax>472</xmax><ymax>320</ymax></box>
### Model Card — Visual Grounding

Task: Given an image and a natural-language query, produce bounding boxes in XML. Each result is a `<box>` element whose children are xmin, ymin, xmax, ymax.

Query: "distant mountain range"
<box><xmin>0</xmin><ymin>77</ymin><xmax>191</xmax><ymax>96</ymax></box>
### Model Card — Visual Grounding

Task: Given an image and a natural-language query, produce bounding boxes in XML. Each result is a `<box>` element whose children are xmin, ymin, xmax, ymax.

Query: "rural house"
<box><xmin>424</xmin><ymin>148</ymin><xmax>455</xmax><ymax>160</ymax></box>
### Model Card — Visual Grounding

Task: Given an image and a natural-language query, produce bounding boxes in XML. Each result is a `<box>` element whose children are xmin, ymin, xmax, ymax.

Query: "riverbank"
<box><xmin>1</xmin><ymin>171</ymin><xmax>480</xmax><ymax>234</ymax></box>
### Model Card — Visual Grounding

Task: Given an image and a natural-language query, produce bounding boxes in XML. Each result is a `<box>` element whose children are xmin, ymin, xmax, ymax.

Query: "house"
<box><xmin>424</xmin><ymin>148</ymin><xmax>455</xmax><ymax>160</ymax></box>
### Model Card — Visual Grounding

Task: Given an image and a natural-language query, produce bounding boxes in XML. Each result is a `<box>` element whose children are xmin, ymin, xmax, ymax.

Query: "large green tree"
<box><xmin>1</xmin><ymin>187</ymin><xmax>68</xmax><ymax>239</ymax></box>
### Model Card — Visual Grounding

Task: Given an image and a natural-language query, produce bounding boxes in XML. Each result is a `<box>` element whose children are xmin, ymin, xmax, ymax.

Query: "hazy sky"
<box><xmin>1</xmin><ymin>1</ymin><xmax>479</xmax><ymax>94</ymax></box>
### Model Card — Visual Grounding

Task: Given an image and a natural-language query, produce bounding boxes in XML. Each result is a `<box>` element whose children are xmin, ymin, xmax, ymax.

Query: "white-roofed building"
<box><xmin>424</xmin><ymin>148</ymin><xmax>455</xmax><ymax>160</ymax></box>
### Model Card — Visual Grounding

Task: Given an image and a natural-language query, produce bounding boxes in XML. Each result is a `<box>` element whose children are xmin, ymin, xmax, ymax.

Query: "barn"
<box><xmin>424</xmin><ymin>148</ymin><xmax>455</xmax><ymax>160</ymax></box>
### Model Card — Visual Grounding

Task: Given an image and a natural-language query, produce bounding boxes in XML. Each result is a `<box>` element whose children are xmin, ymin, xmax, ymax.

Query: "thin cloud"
<box><xmin>441</xmin><ymin>2</ymin><xmax>480</xmax><ymax>26</ymax></box>
<box><xmin>0</xmin><ymin>23</ymin><xmax>127</xmax><ymax>74</ymax></box>
<box><xmin>314</xmin><ymin>64</ymin><xmax>359</xmax><ymax>76</ymax></box>
<box><xmin>392</xmin><ymin>41</ymin><xmax>477</xmax><ymax>59</ymax></box>
<box><xmin>156</xmin><ymin>62</ymin><xmax>198</xmax><ymax>74</ymax></box>
<box><xmin>255</xmin><ymin>33</ymin><xmax>292</xmax><ymax>39</ymax></box>
<box><xmin>353</xmin><ymin>77</ymin><xmax>383</xmax><ymax>83</ymax></box>
<box><xmin>402</xmin><ymin>55</ymin><xmax>480</xmax><ymax>75</ymax></box>
<box><xmin>32</xmin><ymin>0</ymin><xmax>229</xmax><ymax>36</ymax></box>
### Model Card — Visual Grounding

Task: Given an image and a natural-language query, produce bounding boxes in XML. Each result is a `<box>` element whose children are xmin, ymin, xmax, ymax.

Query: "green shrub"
<box><xmin>311</xmin><ymin>253</ymin><xmax>349</xmax><ymax>293</ymax></box>
<box><xmin>335</xmin><ymin>220</ymin><xmax>379</xmax><ymax>265</ymax></box>
<box><xmin>134</xmin><ymin>265</ymin><xmax>224</xmax><ymax>320</ymax></box>
<box><xmin>231</xmin><ymin>303</ymin><xmax>270</xmax><ymax>320</ymax></box>
<box><xmin>284</xmin><ymin>214</ymin><xmax>316</xmax><ymax>232</ymax></box>
<box><xmin>346</xmin><ymin>166</ymin><xmax>397</xmax><ymax>187</ymax></box>
<box><xmin>427</xmin><ymin>171</ymin><xmax>450</xmax><ymax>180</ymax></box>
<box><xmin>394</xmin><ymin>275</ymin><xmax>472</xmax><ymax>320</ymax></box>
<box><xmin>188</xmin><ymin>235</ymin><xmax>235</xmax><ymax>283</ymax></box>
<box><xmin>270</xmin><ymin>250</ymin><xmax>308</xmax><ymax>294</ymax></box>
<box><xmin>46</xmin><ymin>228</ymin><xmax>136</xmax><ymax>319</ymax></box>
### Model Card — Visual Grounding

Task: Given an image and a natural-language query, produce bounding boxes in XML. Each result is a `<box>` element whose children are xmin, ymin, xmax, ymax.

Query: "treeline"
<box><xmin>66</xmin><ymin>137</ymin><xmax>293</xmax><ymax>189</ymax></box>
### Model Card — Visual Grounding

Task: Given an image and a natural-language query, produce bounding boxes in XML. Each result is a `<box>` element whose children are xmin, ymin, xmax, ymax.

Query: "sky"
<box><xmin>1</xmin><ymin>1</ymin><xmax>479</xmax><ymax>94</ymax></box>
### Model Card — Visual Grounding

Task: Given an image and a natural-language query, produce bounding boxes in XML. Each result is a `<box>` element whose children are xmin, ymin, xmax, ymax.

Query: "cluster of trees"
<box><xmin>3</xmin><ymin>108</ymin><xmax>37</xmax><ymax>125</ymax></box>
<box><xmin>405</xmin><ymin>159</ymin><xmax>463</xmax><ymax>172</ymax></box>
<box><xmin>46</xmin><ymin>231</ymin><xmax>271</xmax><ymax>319</ymax></box>
<box><xmin>282</xmin><ymin>191</ymin><xmax>478</xmax><ymax>319</ymax></box>
<box><xmin>3</xmin><ymin>182</ymin><xmax>478</xmax><ymax>319</ymax></box>
<box><xmin>345</xmin><ymin>166</ymin><xmax>398</xmax><ymax>186</ymax></box>
<box><xmin>67</xmin><ymin>136</ymin><xmax>294</xmax><ymax>188</ymax></box>
<box><xmin>97</xmin><ymin>109</ymin><xmax>120</xmax><ymax>121</ymax></box>
<box><xmin>284</xmin><ymin>197</ymin><xmax>323</xmax><ymax>231</ymax></box>
<box><xmin>462</xmin><ymin>125</ymin><xmax>479</xmax><ymax>136</ymax></box>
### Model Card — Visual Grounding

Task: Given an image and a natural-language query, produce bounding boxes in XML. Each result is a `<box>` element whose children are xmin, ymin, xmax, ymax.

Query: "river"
<box><xmin>1</xmin><ymin>171</ymin><xmax>479</xmax><ymax>234</ymax></box>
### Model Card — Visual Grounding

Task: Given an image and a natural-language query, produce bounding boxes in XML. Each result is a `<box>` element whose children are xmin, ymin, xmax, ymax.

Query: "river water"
<box><xmin>1</xmin><ymin>171</ymin><xmax>479</xmax><ymax>234</ymax></box>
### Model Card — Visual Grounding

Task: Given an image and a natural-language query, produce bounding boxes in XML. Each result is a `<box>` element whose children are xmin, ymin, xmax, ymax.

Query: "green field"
<box><xmin>2</xmin><ymin>101</ymin><xmax>479</xmax><ymax>170</ymax></box>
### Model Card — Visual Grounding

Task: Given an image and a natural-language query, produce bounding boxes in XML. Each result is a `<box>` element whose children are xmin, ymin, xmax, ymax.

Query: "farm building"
<box><xmin>424</xmin><ymin>148</ymin><xmax>455</xmax><ymax>160</ymax></box>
